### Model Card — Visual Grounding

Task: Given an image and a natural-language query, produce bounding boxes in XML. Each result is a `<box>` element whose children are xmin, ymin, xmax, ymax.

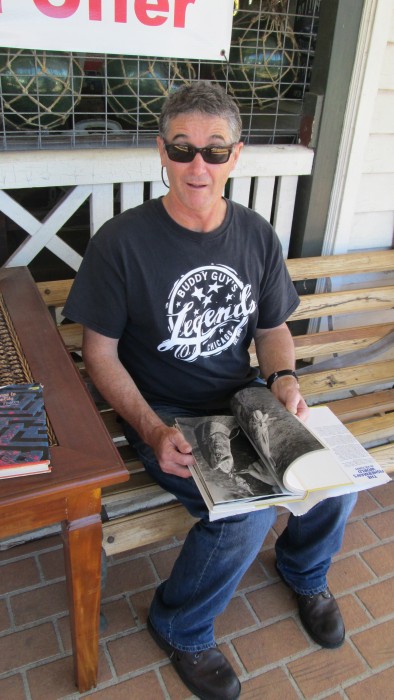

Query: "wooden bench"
<box><xmin>33</xmin><ymin>249</ymin><xmax>394</xmax><ymax>556</ymax></box>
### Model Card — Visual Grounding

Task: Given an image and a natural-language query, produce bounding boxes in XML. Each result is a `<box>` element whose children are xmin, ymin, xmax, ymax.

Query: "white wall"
<box><xmin>322</xmin><ymin>0</ymin><xmax>394</xmax><ymax>257</ymax></box>
<box><xmin>349</xmin><ymin>3</ymin><xmax>394</xmax><ymax>251</ymax></box>
<box><xmin>315</xmin><ymin>1</ymin><xmax>394</xmax><ymax>343</ymax></box>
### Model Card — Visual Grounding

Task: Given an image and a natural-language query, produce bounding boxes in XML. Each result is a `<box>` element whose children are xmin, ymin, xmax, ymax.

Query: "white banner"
<box><xmin>0</xmin><ymin>0</ymin><xmax>234</xmax><ymax>60</ymax></box>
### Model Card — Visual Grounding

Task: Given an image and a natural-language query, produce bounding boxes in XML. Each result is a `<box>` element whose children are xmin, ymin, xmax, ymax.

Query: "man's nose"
<box><xmin>188</xmin><ymin>152</ymin><xmax>207</xmax><ymax>172</ymax></box>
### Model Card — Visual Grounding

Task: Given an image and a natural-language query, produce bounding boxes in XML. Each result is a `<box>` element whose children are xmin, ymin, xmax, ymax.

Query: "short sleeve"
<box><xmin>256</xmin><ymin>228</ymin><xmax>299</xmax><ymax>328</ymax></box>
<box><xmin>64</xmin><ymin>228</ymin><xmax>128</xmax><ymax>339</ymax></box>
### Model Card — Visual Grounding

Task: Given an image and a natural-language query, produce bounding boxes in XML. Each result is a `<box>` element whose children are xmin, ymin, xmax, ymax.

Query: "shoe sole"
<box><xmin>147</xmin><ymin>617</ymin><xmax>241</xmax><ymax>700</ymax></box>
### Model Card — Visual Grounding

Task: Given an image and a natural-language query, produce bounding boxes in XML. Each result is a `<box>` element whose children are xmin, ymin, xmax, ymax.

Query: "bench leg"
<box><xmin>61</xmin><ymin>492</ymin><xmax>103</xmax><ymax>692</ymax></box>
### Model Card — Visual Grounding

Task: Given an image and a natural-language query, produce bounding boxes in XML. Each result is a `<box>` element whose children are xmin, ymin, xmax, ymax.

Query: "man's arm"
<box><xmin>82</xmin><ymin>327</ymin><xmax>194</xmax><ymax>478</ymax></box>
<box><xmin>254</xmin><ymin>324</ymin><xmax>309</xmax><ymax>420</ymax></box>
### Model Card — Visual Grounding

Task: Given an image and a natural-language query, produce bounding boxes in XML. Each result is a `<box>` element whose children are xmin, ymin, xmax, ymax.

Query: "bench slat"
<box><xmin>37</xmin><ymin>279</ymin><xmax>73</xmax><ymax>306</ymax></box>
<box><xmin>102</xmin><ymin>482</ymin><xmax>176</xmax><ymax>517</ymax></box>
<box><xmin>299</xmin><ymin>360</ymin><xmax>394</xmax><ymax>398</ymax></box>
<box><xmin>286</xmin><ymin>249</ymin><xmax>394</xmax><ymax>281</ymax></box>
<box><xmin>58</xmin><ymin>323</ymin><xmax>83</xmax><ymax>350</ymax></box>
<box><xmin>345</xmin><ymin>413</ymin><xmax>394</xmax><ymax>444</ymax></box>
<box><xmin>102</xmin><ymin>472</ymin><xmax>155</xmax><ymax>495</ymax></box>
<box><xmin>248</xmin><ymin>323</ymin><xmax>394</xmax><ymax>365</ymax></box>
<box><xmin>292</xmin><ymin>323</ymin><xmax>394</xmax><ymax>359</ymax></box>
<box><xmin>369</xmin><ymin>444</ymin><xmax>394</xmax><ymax>473</ymax></box>
<box><xmin>289</xmin><ymin>286</ymin><xmax>394</xmax><ymax>321</ymax></box>
<box><xmin>102</xmin><ymin>503</ymin><xmax>197</xmax><ymax>555</ymax></box>
<box><xmin>328</xmin><ymin>389</ymin><xmax>394</xmax><ymax>422</ymax></box>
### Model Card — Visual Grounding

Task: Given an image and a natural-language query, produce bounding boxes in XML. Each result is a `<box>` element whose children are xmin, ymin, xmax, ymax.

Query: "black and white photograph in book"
<box><xmin>191</xmin><ymin>413</ymin><xmax>282</xmax><ymax>503</ymax></box>
<box><xmin>230</xmin><ymin>386</ymin><xmax>324</xmax><ymax>484</ymax></box>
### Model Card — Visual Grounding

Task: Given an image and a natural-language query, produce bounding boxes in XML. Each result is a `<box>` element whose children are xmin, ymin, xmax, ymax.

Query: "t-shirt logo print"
<box><xmin>158</xmin><ymin>265</ymin><xmax>257</xmax><ymax>362</ymax></box>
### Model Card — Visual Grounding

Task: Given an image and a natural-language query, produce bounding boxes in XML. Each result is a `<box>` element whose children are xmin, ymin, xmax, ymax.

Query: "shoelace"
<box><xmin>301</xmin><ymin>588</ymin><xmax>332</xmax><ymax>601</ymax></box>
<box><xmin>171</xmin><ymin>650</ymin><xmax>201</xmax><ymax>663</ymax></box>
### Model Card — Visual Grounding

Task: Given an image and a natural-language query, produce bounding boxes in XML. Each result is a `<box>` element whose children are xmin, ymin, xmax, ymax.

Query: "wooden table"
<box><xmin>0</xmin><ymin>267</ymin><xmax>129</xmax><ymax>692</ymax></box>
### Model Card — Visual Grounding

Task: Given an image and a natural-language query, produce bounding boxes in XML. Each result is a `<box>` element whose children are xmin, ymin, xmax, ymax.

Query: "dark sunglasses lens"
<box><xmin>204</xmin><ymin>147</ymin><xmax>232</xmax><ymax>164</ymax></box>
<box><xmin>165</xmin><ymin>144</ymin><xmax>233</xmax><ymax>164</ymax></box>
<box><xmin>166</xmin><ymin>145</ymin><xmax>194</xmax><ymax>162</ymax></box>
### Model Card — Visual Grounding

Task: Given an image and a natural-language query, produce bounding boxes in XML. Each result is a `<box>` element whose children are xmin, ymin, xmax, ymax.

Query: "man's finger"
<box><xmin>162</xmin><ymin>463</ymin><xmax>192</xmax><ymax>479</ymax></box>
<box><xmin>171</xmin><ymin>431</ymin><xmax>192</xmax><ymax>455</ymax></box>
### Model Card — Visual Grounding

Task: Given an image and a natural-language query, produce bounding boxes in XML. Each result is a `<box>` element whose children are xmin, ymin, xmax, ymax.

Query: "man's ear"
<box><xmin>231</xmin><ymin>141</ymin><xmax>244</xmax><ymax>171</ymax></box>
<box><xmin>157</xmin><ymin>136</ymin><xmax>166</xmax><ymax>165</ymax></box>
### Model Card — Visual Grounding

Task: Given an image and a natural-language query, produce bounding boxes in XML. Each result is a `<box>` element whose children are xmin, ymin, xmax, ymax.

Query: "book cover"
<box><xmin>176</xmin><ymin>386</ymin><xmax>389</xmax><ymax>517</ymax></box>
<box><xmin>0</xmin><ymin>383</ymin><xmax>51</xmax><ymax>478</ymax></box>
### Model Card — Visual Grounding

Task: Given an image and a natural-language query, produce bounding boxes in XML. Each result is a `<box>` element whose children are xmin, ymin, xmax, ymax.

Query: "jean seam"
<box><xmin>169</xmin><ymin>520</ymin><xmax>226</xmax><ymax>647</ymax></box>
<box><xmin>294</xmin><ymin>585</ymin><xmax>329</xmax><ymax>596</ymax></box>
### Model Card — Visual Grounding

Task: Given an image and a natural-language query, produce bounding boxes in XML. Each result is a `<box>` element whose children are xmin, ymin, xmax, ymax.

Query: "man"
<box><xmin>64</xmin><ymin>81</ymin><xmax>356</xmax><ymax>700</ymax></box>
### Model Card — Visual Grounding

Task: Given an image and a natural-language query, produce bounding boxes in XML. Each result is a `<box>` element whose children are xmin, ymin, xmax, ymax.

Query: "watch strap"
<box><xmin>266</xmin><ymin>369</ymin><xmax>298</xmax><ymax>390</ymax></box>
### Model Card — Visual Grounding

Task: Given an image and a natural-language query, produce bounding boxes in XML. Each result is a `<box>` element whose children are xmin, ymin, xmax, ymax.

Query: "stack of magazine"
<box><xmin>0</xmin><ymin>383</ymin><xmax>51</xmax><ymax>478</ymax></box>
<box><xmin>176</xmin><ymin>386</ymin><xmax>389</xmax><ymax>518</ymax></box>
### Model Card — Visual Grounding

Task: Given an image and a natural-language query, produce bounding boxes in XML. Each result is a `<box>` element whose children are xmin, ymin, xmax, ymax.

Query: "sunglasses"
<box><xmin>164</xmin><ymin>142</ymin><xmax>235</xmax><ymax>164</ymax></box>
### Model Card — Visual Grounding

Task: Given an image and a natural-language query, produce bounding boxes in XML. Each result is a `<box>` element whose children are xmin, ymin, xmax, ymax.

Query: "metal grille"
<box><xmin>0</xmin><ymin>0</ymin><xmax>320</xmax><ymax>151</ymax></box>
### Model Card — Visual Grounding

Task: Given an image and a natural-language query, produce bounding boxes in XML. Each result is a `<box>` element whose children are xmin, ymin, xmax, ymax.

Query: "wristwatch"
<box><xmin>266</xmin><ymin>369</ymin><xmax>298</xmax><ymax>391</ymax></box>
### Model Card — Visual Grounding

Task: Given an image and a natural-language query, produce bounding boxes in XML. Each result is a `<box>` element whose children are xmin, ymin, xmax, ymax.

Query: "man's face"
<box><xmin>157</xmin><ymin>112</ymin><xmax>243</xmax><ymax>222</ymax></box>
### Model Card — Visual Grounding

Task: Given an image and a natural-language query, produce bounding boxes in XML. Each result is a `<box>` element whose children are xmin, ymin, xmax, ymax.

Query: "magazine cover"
<box><xmin>0</xmin><ymin>383</ymin><xmax>51</xmax><ymax>477</ymax></box>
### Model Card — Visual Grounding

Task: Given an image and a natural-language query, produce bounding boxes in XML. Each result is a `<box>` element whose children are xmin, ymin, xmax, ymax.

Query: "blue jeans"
<box><xmin>123</xmin><ymin>404</ymin><xmax>357</xmax><ymax>653</ymax></box>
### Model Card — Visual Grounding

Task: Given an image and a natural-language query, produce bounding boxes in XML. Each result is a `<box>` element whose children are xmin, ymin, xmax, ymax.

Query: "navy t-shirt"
<box><xmin>64</xmin><ymin>198</ymin><xmax>299</xmax><ymax>410</ymax></box>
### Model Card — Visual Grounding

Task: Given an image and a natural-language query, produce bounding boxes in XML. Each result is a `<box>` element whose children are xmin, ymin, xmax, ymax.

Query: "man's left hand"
<box><xmin>271</xmin><ymin>376</ymin><xmax>309</xmax><ymax>421</ymax></box>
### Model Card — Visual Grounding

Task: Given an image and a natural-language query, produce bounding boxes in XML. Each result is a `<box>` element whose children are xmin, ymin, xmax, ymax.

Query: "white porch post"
<box><xmin>323</xmin><ymin>0</ymin><xmax>393</xmax><ymax>255</ymax></box>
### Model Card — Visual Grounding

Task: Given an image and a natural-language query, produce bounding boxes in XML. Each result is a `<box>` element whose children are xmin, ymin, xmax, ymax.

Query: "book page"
<box><xmin>231</xmin><ymin>387</ymin><xmax>324</xmax><ymax>491</ymax></box>
<box><xmin>305</xmin><ymin>406</ymin><xmax>389</xmax><ymax>488</ymax></box>
<box><xmin>283</xmin><ymin>448</ymin><xmax>353</xmax><ymax>493</ymax></box>
<box><xmin>176</xmin><ymin>415</ymin><xmax>296</xmax><ymax>505</ymax></box>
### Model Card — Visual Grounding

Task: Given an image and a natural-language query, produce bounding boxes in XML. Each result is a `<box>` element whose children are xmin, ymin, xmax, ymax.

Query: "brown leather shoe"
<box><xmin>276</xmin><ymin>564</ymin><xmax>345</xmax><ymax>648</ymax></box>
<box><xmin>296</xmin><ymin>588</ymin><xmax>345</xmax><ymax>649</ymax></box>
<box><xmin>147</xmin><ymin>617</ymin><xmax>241</xmax><ymax>700</ymax></box>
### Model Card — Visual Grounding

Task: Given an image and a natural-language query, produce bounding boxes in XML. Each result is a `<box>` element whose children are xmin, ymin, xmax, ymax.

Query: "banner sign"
<box><xmin>0</xmin><ymin>0</ymin><xmax>234</xmax><ymax>60</ymax></box>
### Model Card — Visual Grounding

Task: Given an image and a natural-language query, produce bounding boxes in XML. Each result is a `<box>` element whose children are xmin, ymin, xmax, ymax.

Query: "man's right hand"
<box><xmin>82</xmin><ymin>329</ymin><xmax>195</xmax><ymax>479</ymax></box>
<box><xmin>150</xmin><ymin>424</ymin><xmax>194</xmax><ymax>478</ymax></box>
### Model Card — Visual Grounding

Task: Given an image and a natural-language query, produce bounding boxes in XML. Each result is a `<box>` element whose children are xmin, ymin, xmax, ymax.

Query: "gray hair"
<box><xmin>159</xmin><ymin>81</ymin><xmax>242</xmax><ymax>143</ymax></box>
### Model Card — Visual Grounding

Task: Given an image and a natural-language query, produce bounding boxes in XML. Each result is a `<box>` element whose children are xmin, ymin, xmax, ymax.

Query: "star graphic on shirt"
<box><xmin>203</xmin><ymin>295</ymin><xmax>212</xmax><ymax>307</ymax></box>
<box><xmin>225</xmin><ymin>293</ymin><xmax>233</xmax><ymax>301</ymax></box>
<box><xmin>208</xmin><ymin>282</ymin><xmax>222</xmax><ymax>294</ymax></box>
<box><xmin>192</xmin><ymin>287</ymin><xmax>205</xmax><ymax>301</ymax></box>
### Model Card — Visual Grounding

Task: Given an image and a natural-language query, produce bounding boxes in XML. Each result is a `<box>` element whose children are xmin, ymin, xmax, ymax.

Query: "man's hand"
<box><xmin>150</xmin><ymin>424</ymin><xmax>194</xmax><ymax>478</ymax></box>
<box><xmin>254</xmin><ymin>325</ymin><xmax>309</xmax><ymax>422</ymax></box>
<box><xmin>82</xmin><ymin>328</ymin><xmax>194</xmax><ymax>478</ymax></box>
<box><xmin>271</xmin><ymin>376</ymin><xmax>309</xmax><ymax>421</ymax></box>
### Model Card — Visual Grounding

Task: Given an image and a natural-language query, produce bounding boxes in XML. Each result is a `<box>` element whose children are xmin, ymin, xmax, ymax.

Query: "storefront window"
<box><xmin>0</xmin><ymin>1</ymin><xmax>320</xmax><ymax>150</ymax></box>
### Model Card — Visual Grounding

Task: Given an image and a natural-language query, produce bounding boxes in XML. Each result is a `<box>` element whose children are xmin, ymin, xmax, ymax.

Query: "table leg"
<box><xmin>62</xmin><ymin>492</ymin><xmax>103</xmax><ymax>692</ymax></box>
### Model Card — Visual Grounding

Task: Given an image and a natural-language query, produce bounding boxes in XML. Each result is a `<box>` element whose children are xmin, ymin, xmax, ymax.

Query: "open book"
<box><xmin>176</xmin><ymin>386</ymin><xmax>389</xmax><ymax>518</ymax></box>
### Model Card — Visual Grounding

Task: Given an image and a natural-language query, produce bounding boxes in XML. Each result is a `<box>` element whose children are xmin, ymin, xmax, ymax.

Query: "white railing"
<box><xmin>0</xmin><ymin>145</ymin><xmax>314</xmax><ymax>271</ymax></box>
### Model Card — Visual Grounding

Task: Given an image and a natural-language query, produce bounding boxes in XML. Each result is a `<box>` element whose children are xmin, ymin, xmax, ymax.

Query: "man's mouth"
<box><xmin>187</xmin><ymin>182</ymin><xmax>207</xmax><ymax>189</ymax></box>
